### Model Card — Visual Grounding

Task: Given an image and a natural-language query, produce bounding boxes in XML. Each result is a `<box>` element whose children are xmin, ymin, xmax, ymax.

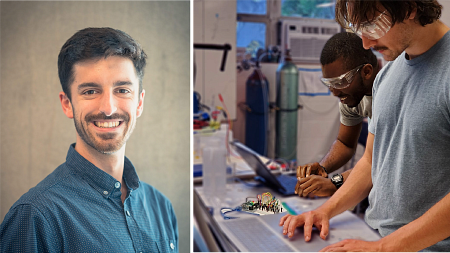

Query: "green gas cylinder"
<box><xmin>276</xmin><ymin>50</ymin><xmax>299</xmax><ymax>161</ymax></box>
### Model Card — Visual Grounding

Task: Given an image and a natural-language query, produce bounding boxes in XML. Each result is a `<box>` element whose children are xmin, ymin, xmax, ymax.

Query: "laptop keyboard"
<box><xmin>223</xmin><ymin>217</ymin><xmax>293</xmax><ymax>252</ymax></box>
<box><xmin>277</xmin><ymin>174</ymin><xmax>298</xmax><ymax>194</ymax></box>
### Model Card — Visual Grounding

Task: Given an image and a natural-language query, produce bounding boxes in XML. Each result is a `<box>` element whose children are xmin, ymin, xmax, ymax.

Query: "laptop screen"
<box><xmin>232</xmin><ymin>142</ymin><xmax>286</xmax><ymax>192</ymax></box>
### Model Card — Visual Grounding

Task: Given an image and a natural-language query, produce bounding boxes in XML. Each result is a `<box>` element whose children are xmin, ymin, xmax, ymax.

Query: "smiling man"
<box><xmin>0</xmin><ymin>28</ymin><xmax>178</xmax><ymax>252</ymax></box>
<box><xmin>295</xmin><ymin>32</ymin><xmax>378</xmax><ymax>198</ymax></box>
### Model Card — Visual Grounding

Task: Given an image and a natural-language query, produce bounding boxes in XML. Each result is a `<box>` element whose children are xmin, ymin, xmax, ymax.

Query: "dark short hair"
<box><xmin>320</xmin><ymin>32</ymin><xmax>378</xmax><ymax>71</ymax></box>
<box><xmin>336</xmin><ymin>0</ymin><xmax>442</xmax><ymax>31</ymax></box>
<box><xmin>58</xmin><ymin>27</ymin><xmax>147</xmax><ymax>99</ymax></box>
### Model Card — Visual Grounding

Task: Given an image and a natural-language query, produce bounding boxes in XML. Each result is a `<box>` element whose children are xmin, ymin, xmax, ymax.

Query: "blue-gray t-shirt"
<box><xmin>367</xmin><ymin>31</ymin><xmax>450</xmax><ymax>251</ymax></box>
<box><xmin>0</xmin><ymin>144</ymin><xmax>178</xmax><ymax>252</ymax></box>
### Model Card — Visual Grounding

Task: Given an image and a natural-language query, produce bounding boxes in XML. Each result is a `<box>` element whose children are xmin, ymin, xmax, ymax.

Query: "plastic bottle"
<box><xmin>202</xmin><ymin>137</ymin><xmax>227</xmax><ymax>203</ymax></box>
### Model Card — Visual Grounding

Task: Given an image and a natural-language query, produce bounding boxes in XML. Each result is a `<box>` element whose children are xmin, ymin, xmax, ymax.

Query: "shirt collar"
<box><xmin>65</xmin><ymin>144</ymin><xmax>140</xmax><ymax>198</ymax></box>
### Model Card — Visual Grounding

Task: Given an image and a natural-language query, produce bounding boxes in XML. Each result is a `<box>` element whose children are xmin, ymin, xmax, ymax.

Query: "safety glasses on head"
<box><xmin>321</xmin><ymin>64</ymin><xmax>365</xmax><ymax>90</ymax></box>
<box><xmin>349</xmin><ymin>11</ymin><xmax>392</xmax><ymax>40</ymax></box>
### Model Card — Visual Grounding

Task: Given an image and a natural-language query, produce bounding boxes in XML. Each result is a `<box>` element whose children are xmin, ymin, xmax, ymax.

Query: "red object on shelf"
<box><xmin>211</xmin><ymin>111</ymin><xmax>221</xmax><ymax>120</ymax></box>
<box><xmin>193</xmin><ymin>119</ymin><xmax>209</xmax><ymax>130</ymax></box>
<box><xmin>268</xmin><ymin>165</ymin><xmax>278</xmax><ymax>170</ymax></box>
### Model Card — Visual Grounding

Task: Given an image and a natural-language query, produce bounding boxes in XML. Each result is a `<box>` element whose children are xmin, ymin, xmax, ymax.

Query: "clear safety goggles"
<box><xmin>349</xmin><ymin>11</ymin><xmax>392</xmax><ymax>40</ymax></box>
<box><xmin>321</xmin><ymin>64</ymin><xmax>365</xmax><ymax>89</ymax></box>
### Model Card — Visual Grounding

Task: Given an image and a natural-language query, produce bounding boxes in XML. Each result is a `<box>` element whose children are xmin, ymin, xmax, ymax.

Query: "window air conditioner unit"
<box><xmin>279</xmin><ymin>19</ymin><xmax>341</xmax><ymax>63</ymax></box>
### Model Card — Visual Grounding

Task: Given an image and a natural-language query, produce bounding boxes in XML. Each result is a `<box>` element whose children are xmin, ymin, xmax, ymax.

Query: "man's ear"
<box><xmin>59</xmin><ymin>92</ymin><xmax>74</xmax><ymax>119</ymax></box>
<box><xmin>408</xmin><ymin>8</ymin><xmax>417</xmax><ymax>19</ymax></box>
<box><xmin>136</xmin><ymin>89</ymin><xmax>145</xmax><ymax>118</ymax></box>
<box><xmin>362</xmin><ymin>64</ymin><xmax>374</xmax><ymax>80</ymax></box>
<box><xmin>408</xmin><ymin>5</ymin><xmax>417</xmax><ymax>20</ymax></box>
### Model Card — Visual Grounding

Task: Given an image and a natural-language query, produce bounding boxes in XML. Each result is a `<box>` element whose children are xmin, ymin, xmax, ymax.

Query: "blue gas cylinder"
<box><xmin>245</xmin><ymin>69</ymin><xmax>269</xmax><ymax>156</ymax></box>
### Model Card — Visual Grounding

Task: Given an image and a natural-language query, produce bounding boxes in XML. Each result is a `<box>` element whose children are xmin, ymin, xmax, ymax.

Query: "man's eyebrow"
<box><xmin>77</xmin><ymin>82</ymin><xmax>101</xmax><ymax>91</ymax></box>
<box><xmin>114</xmin><ymin>81</ymin><xmax>134</xmax><ymax>87</ymax></box>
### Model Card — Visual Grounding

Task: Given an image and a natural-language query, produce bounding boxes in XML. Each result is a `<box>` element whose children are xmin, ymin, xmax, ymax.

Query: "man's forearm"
<box><xmin>379</xmin><ymin>192</ymin><xmax>450</xmax><ymax>251</ymax></box>
<box><xmin>341</xmin><ymin>169</ymin><xmax>352</xmax><ymax>181</ymax></box>
<box><xmin>320</xmin><ymin>139</ymin><xmax>357</xmax><ymax>173</ymax></box>
<box><xmin>318</xmin><ymin>132</ymin><xmax>374</xmax><ymax>218</ymax></box>
<box><xmin>319</xmin><ymin>123</ymin><xmax>363</xmax><ymax>174</ymax></box>
<box><xmin>319</xmin><ymin>154</ymin><xmax>372</xmax><ymax>218</ymax></box>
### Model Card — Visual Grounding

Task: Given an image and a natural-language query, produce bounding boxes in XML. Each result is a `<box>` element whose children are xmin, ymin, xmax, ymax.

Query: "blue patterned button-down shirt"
<box><xmin>0</xmin><ymin>144</ymin><xmax>178</xmax><ymax>252</ymax></box>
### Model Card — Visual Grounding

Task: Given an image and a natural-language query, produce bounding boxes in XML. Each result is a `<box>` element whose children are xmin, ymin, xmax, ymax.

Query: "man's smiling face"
<box><xmin>61</xmin><ymin>55</ymin><xmax>144</xmax><ymax>154</ymax></box>
<box><xmin>322</xmin><ymin>57</ymin><xmax>369</xmax><ymax>108</ymax></box>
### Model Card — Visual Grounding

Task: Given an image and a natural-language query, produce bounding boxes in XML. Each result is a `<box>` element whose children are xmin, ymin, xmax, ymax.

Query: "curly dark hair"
<box><xmin>336</xmin><ymin>0</ymin><xmax>442</xmax><ymax>31</ymax></box>
<box><xmin>320</xmin><ymin>32</ymin><xmax>378</xmax><ymax>71</ymax></box>
<box><xmin>58</xmin><ymin>27</ymin><xmax>147</xmax><ymax>100</ymax></box>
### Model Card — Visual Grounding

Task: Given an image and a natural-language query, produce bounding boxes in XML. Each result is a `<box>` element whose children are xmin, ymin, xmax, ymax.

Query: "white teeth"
<box><xmin>95</xmin><ymin>121</ymin><xmax>120</xmax><ymax>128</ymax></box>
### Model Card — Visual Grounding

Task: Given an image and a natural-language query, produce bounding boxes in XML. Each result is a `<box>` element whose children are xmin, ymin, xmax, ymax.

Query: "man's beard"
<box><xmin>73</xmin><ymin>110</ymin><xmax>134</xmax><ymax>154</ymax></box>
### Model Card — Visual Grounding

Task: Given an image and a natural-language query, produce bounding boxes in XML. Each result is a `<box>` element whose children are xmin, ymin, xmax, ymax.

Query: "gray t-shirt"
<box><xmin>367</xmin><ymin>31</ymin><xmax>450</xmax><ymax>251</ymax></box>
<box><xmin>339</xmin><ymin>95</ymin><xmax>372</xmax><ymax>126</ymax></box>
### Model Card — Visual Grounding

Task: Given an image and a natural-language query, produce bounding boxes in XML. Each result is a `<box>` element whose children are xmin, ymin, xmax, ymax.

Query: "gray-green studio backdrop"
<box><xmin>0</xmin><ymin>1</ymin><xmax>190</xmax><ymax>252</ymax></box>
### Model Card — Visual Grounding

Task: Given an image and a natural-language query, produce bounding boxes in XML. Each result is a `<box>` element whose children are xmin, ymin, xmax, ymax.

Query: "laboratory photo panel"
<box><xmin>0</xmin><ymin>1</ymin><xmax>189</xmax><ymax>252</ymax></box>
<box><xmin>193</xmin><ymin>0</ymin><xmax>450</xmax><ymax>251</ymax></box>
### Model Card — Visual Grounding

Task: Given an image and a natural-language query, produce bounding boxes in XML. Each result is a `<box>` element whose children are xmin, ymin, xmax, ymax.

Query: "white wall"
<box><xmin>440</xmin><ymin>0</ymin><xmax>450</xmax><ymax>26</ymax></box>
<box><xmin>0</xmin><ymin>2</ymin><xmax>190</xmax><ymax>252</ymax></box>
<box><xmin>194</xmin><ymin>0</ymin><xmax>237</xmax><ymax>119</ymax></box>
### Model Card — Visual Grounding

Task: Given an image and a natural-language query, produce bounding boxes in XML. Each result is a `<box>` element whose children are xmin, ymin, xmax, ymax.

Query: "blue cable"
<box><xmin>220</xmin><ymin>206</ymin><xmax>260</xmax><ymax>220</ymax></box>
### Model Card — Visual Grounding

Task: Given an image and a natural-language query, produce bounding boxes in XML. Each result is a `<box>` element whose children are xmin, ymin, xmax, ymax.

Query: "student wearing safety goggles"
<box><xmin>295</xmin><ymin>32</ymin><xmax>379</xmax><ymax>198</ymax></box>
<box><xmin>281</xmin><ymin>0</ymin><xmax>450</xmax><ymax>251</ymax></box>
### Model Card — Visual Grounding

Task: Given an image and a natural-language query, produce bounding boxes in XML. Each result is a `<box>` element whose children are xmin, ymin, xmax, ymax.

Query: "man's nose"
<box><xmin>99</xmin><ymin>92</ymin><xmax>117</xmax><ymax>116</ymax></box>
<box><xmin>361</xmin><ymin>36</ymin><xmax>377</xmax><ymax>50</ymax></box>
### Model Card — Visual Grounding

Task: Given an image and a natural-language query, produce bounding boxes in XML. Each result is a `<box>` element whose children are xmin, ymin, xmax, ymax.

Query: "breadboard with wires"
<box><xmin>240</xmin><ymin>192</ymin><xmax>286</xmax><ymax>215</ymax></box>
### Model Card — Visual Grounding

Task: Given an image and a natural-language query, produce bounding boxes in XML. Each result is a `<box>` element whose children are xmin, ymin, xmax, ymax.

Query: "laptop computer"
<box><xmin>192</xmin><ymin>188</ymin><xmax>240</xmax><ymax>253</ymax></box>
<box><xmin>231</xmin><ymin>142</ymin><xmax>298</xmax><ymax>195</ymax></box>
<box><xmin>218</xmin><ymin>210</ymin><xmax>381</xmax><ymax>252</ymax></box>
<box><xmin>219</xmin><ymin>212</ymin><xmax>330</xmax><ymax>251</ymax></box>
<box><xmin>193</xmin><ymin>188</ymin><xmax>381</xmax><ymax>253</ymax></box>
<box><xmin>193</xmin><ymin>189</ymin><xmax>329</xmax><ymax>253</ymax></box>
